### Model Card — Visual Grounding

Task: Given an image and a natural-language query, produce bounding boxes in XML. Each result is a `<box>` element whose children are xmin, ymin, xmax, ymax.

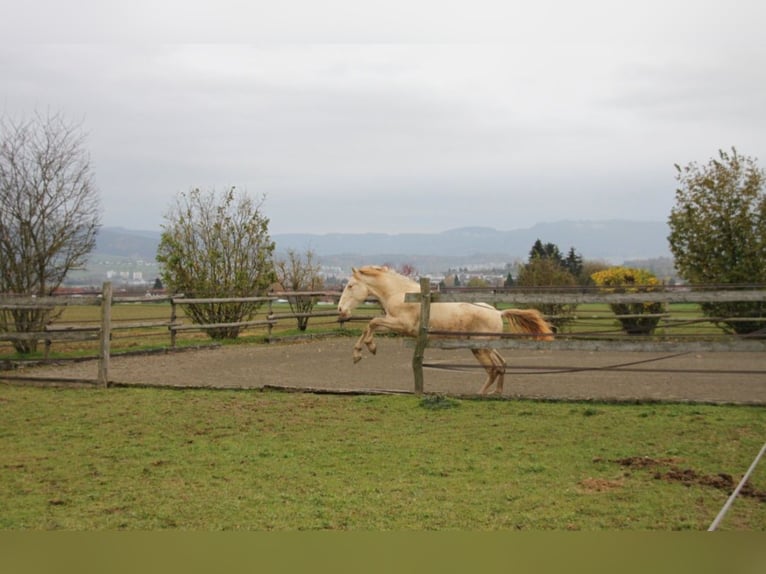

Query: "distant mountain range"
<box><xmin>93</xmin><ymin>227</ymin><xmax>161</xmax><ymax>260</ymax></box>
<box><xmin>95</xmin><ymin>220</ymin><xmax>672</xmax><ymax>270</ymax></box>
<box><xmin>273</xmin><ymin>221</ymin><xmax>671</xmax><ymax>260</ymax></box>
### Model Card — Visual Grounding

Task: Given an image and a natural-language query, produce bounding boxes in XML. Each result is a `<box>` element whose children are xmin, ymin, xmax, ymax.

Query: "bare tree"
<box><xmin>0</xmin><ymin>112</ymin><xmax>100</xmax><ymax>353</ymax></box>
<box><xmin>274</xmin><ymin>249</ymin><xmax>324</xmax><ymax>331</ymax></box>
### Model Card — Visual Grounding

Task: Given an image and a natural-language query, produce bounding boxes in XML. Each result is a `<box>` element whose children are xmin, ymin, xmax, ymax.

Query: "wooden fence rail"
<box><xmin>4</xmin><ymin>281</ymin><xmax>765</xmax><ymax>393</ymax></box>
<box><xmin>424</xmin><ymin>289</ymin><xmax>766</xmax><ymax>305</ymax></box>
<box><xmin>406</xmin><ymin>280</ymin><xmax>766</xmax><ymax>394</ymax></box>
<box><xmin>0</xmin><ymin>283</ymin><xmax>361</xmax><ymax>386</ymax></box>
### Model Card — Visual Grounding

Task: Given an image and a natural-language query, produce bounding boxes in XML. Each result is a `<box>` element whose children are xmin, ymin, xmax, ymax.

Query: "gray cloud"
<box><xmin>1</xmin><ymin>2</ymin><xmax>765</xmax><ymax>235</ymax></box>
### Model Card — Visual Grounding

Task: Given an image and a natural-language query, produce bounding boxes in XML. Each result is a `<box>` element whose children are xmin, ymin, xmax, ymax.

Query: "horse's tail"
<box><xmin>501</xmin><ymin>309</ymin><xmax>554</xmax><ymax>341</ymax></box>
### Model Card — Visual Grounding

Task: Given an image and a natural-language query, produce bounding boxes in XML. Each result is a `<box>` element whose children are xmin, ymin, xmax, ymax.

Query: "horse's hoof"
<box><xmin>353</xmin><ymin>355</ymin><xmax>362</xmax><ymax>364</ymax></box>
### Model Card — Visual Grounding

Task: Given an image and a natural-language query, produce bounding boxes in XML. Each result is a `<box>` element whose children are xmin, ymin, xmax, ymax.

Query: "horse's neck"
<box><xmin>368</xmin><ymin>273</ymin><xmax>419</xmax><ymax>312</ymax></box>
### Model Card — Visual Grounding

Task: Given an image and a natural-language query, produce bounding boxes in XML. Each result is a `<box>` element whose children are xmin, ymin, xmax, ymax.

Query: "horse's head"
<box><xmin>337</xmin><ymin>268</ymin><xmax>371</xmax><ymax>318</ymax></box>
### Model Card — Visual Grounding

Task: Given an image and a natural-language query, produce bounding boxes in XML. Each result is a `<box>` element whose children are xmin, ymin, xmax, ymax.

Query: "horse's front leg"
<box><xmin>362</xmin><ymin>324</ymin><xmax>378</xmax><ymax>355</ymax></box>
<box><xmin>352</xmin><ymin>316</ymin><xmax>410</xmax><ymax>363</ymax></box>
<box><xmin>352</xmin><ymin>323</ymin><xmax>374</xmax><ymax>363</ymax></box>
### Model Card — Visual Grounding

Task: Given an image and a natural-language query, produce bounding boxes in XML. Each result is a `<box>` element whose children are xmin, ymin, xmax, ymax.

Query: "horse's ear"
<box><xmin>351</xmin><ymin>267</ymin><xmax>359</xmax><ymax>275</ymax></box>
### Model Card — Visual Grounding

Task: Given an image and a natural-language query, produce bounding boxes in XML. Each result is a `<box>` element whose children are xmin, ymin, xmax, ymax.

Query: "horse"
<box><xmin>337</xmin><ymin>265</ymin><xmax>553</xmax><ymax>395</ymax></box>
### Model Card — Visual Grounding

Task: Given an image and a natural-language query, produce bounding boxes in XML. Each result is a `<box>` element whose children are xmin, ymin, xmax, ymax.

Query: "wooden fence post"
<box><xmin>98</xmin><ymin>281</ymin><xmax>112</xmax><ymax>388</ymax></box>
<box><xmin>267</xmin><ymin>298</ymin><xmax>274</xmax><ymax>339</ymax></box>
<box><xmin>170</xmin><ymin>298</ymin><xmax>177</xmax><ymax>348</ymax></box>
<box><xmin>412</xmin><ymin>277</ymin><xmax>431</xmax><ymax>395</ymax></box>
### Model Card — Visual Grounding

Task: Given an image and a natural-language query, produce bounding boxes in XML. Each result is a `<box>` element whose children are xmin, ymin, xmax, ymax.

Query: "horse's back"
<box><xmin>428</xmin><ymin>302</ymin><xmax>502</xmax><ymax>334</ymax></box>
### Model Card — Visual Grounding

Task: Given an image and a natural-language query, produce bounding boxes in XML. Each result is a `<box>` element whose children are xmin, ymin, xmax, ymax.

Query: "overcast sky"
<box><xmin>1</xmin><ymin>0</ymin><xmax>764</xmax><ymax>235</ymax></box>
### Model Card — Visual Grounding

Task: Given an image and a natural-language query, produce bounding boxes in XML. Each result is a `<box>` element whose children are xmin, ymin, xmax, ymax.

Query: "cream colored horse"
<box><xmin>337</xmin><ymin>265</ymin><xmax>553</xmax><ymax>395</ymax></box>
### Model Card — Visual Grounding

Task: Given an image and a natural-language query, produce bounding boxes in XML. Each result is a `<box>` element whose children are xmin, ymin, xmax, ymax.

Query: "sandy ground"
<box><xmin>3</xmin><ymin>336</ymin><xmax>765</xmax><ymax>404</ymax></box>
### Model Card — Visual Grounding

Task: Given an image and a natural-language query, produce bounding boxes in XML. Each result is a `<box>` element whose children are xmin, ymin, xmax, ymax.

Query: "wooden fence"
<box><xmin>3</xmin><ymin>280</ymin><xmax>765</xmax><ymax>392</ymax></box>
<box><xmin>407</xmin><ymin>278</ymin><xmax>766</xmax><ymax>394</ymax></box>
<box><xmin>0</xmin><ymin>282</ymin><xmax>358</xmax><ymax>387</ymax></box>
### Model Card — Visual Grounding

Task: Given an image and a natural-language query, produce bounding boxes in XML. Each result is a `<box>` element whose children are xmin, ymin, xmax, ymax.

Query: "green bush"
<box><xmin>668</xmin><ymin>148</ymin><xmax>766</xmax><ymax>335</ymax></box>
<box><xmin>516</xmin><ymin>258</ymin><xmax>578</xmax><ymax>330</ymax></box>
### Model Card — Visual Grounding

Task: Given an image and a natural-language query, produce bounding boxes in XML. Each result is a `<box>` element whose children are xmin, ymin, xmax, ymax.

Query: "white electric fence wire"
<box><xmin>707</xmin><ymin>441</ymin><xmax>766</xmax><ymax>531</ymax></box>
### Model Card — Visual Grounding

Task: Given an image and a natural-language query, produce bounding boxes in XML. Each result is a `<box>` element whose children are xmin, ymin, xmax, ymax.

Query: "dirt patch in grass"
<box><xmin>612</xmin><ymin>456</ymin><xmax>682</xmax><ymax>469</ymax></box>
<box><xmin>578</xmin><ymin>477</ymin><xmax>626</xmax><ymax>493</ymax></box>
<box><xmin>614</xmin><ymin>456</ymin><xmax>766</xmax><ymax>502</ymax></box>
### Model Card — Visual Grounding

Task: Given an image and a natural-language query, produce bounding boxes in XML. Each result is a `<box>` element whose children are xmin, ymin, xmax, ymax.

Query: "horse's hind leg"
<box><xmin>489</xmin><ymin>349</ymin><xmax>507</xmax><ymax>394</ymax></box>
<box><xmin>472</xmin><ymin>349</ymin><xmax>499</xmax><ymax>395</ymax></box>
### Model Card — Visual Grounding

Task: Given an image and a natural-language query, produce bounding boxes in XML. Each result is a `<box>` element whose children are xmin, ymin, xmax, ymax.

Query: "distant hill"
<box><xmin>95</xmin><ymin>220</ymin><xmax>672</xmax><ymax>266</ymax></box>
<box><xmin>272</xmin><ymin>221</ymin><xmax>671</xmax><ymax>261</ymax></box>
<box><xmin>94</xmin><ymin>227</ymin><xmax>162</xmax><ymax>260</ymax></box>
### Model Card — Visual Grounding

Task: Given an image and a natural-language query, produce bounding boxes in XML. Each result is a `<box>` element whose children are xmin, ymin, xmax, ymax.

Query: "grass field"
<box><xmin>1</xmin><ymin>385</ymin><xmax>764</xmax><ymax>530</ymax></box>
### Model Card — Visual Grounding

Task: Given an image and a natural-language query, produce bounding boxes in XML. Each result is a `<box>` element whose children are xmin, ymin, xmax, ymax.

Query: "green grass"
<box><xmin>1</xmin><ymin>385</ymin><xmax>764</xmax><ymax>530</ymax></box>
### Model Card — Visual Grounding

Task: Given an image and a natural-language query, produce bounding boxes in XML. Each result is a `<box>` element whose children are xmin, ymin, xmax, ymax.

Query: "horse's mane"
<box><xmin>355</xmin><ymin>265</ymin><xmax>389</xmax><ymax>276</ymax></box>
<box><xmin>355</xmin><ymin>265</ymin><xmax>420</xmax><ymax>290</ymax></box>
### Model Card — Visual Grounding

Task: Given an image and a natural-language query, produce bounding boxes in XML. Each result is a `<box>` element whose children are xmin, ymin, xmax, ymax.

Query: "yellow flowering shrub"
<box><xmin>590</xmin><ymin>267</ymin><xmax>666</xmax><ymax>335</ymax></box>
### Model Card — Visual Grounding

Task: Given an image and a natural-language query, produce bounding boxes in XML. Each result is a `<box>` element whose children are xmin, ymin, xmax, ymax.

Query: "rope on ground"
<box><xmin>708</xmin><ymin>441</ymin><xmax>766</xmax><ymax>531</ymax></box>
<box><xmin>423</xmin><ymin>352</ymin><xmax>693</xmax><ymax>375</ymax></box>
